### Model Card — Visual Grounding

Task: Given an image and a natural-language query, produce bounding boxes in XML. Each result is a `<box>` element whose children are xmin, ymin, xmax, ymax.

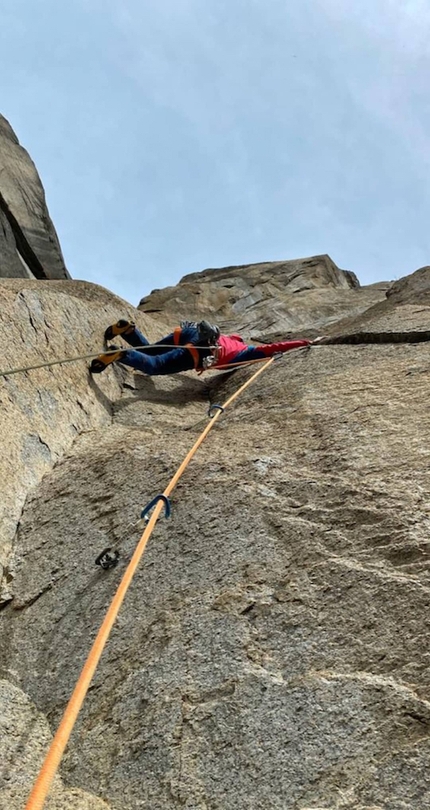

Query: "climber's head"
<box><xmin>197</xmin><ymin>320</ymin><xmax>220</xmax><ymax>345</ymax></box>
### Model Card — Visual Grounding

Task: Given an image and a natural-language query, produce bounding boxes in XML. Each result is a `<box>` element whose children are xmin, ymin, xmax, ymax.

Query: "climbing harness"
<box><xmin>24</xmin><ymin>356</ymin><xmax>275</xmax><ymax>810</ymax></box>
<box><xmin>172</xmin><ymin>326</ymin><xmax>202</xmax><ymax>370</ymax></box>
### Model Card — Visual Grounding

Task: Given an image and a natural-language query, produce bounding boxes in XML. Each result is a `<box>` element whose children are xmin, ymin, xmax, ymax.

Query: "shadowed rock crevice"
<box><xmin>321</xmin><ymin>329</ymin><xmax>430</xmax><ymax>344</ymax></box>
<box><xmin>0</xmin><ymin>190</ymin><xmax>50</xmax><ymax>279</ymax></box>
<box><xmin>0</xmin><ymin>114</ymin><xmax>70</xmax><ymax>280</ymax></box>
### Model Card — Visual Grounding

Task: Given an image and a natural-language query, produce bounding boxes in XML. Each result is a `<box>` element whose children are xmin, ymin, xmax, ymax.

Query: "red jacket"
<box><xmin>214</xmin><ymin>334</ymin><xmax>311</xmax><ymax>365</ymax></box>
<box><xmin>215</xmin><ymin>334</ymin><xmax>247</xmax><ymax>364</ymax></box>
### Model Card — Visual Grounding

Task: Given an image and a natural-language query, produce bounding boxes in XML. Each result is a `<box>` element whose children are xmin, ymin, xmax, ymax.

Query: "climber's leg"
<box><xmin>104</xmin><ymin>320</ymin><xmax>140</xmax><ymax>343</ymax></box>
<box><xmin>104</xmin><ymin>319</ymin><xmax>166</xmax><ymax>351</ymax></box>
<box><xmin>104</xmin><ymin>321</ymin><xmax>202</xmax><ymax>356</ymax></box>
<box><xmin>119</xmin><ymin>346</ymin><xmax>195</xmax><ymax>375</ymax></box>
<box><xmin>90</xmin><ymin>344</ymin><xmax>196</xmax><ymax>375</ymax></box>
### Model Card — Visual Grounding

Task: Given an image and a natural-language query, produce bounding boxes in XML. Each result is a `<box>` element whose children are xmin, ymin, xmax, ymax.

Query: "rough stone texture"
<box><xmin>2</xmin><ymin>262</ymin><xmax>430</xmax><ymax>808</ymax></box>
<box><xmin>0</xmin><ymin>115</ymin><xmax>69</xmax><ymax>280</ymax></box>
<box><xmin>0</xmin><ymin>679</ymin><xmax>110</xmax><ymax>809</ymax></box>
<box><xmin>0</xmin><ymin>207</ymin><xmax>29</xmax><ymax>278</ymax></box>
<box><xmin>139</xmin><ymin>255</ymin><xmax>390</xmax><ymax>339</ymax></box>
<box><xmin>0</xmin><ymin>278</ymin><xmax>168</xmax><ymax>605</ymax></box>
<box><xmin>318</xmin><ymin>265</ymin><xmax>430</xmax><ymax>341</ymax></box>
<box><xmin>386</xmin><ymin>265</ymin><xmax>430</xmax><ymax>306</ymax></box>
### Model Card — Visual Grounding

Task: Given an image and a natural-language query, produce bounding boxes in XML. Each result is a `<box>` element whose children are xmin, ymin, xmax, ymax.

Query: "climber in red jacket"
<box><xmin>90</xmin><ymin>319</ymin><xmax>318</xmax><ymax>376</ymax></box>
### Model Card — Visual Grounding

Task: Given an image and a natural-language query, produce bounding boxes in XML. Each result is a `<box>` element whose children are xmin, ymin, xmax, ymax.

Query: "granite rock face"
<box><xmin>2</xmin><ymin>257</ymin><xmax>430</xmax><ymax>810</ymax></box>
<box><xmin>0</xmin><ymin>278</ymin><xmax>169</xmax><ymax>607</ymax></box>
<box><xmin>0</xmin><ymin>679</ymin><xmax>110</xmax><ymax>809</ymax></box>
<box><xmin>139</xmin><ymin>254</ymin><xmax>390</xmax><ymax>338</ymax></box>
<box><xmin>386</xmin><ymin>264</ymin><xmax>430</xmax><ymax>306</ymax></box>
<box><xmin>0</xmin><ymin>115</ymin><xmax>69</xmax><ymax>280</ymax></box>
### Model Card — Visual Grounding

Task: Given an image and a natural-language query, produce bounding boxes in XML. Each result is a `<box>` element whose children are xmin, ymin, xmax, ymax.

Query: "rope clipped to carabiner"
<box><xmin>141</xmin><ymin>494</ymin><xmax>171</xmax><ymax>522</ymax></box>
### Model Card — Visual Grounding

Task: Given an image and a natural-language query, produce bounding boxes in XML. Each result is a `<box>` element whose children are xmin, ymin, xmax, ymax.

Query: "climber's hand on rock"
<box><xmin>311</xmin><ymin>336</ymin><xmax>329</xmax><ymax>345</ymax></box>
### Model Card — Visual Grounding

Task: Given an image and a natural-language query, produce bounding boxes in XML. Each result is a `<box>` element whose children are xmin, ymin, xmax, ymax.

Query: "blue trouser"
<box><xmin>119</xmin><ymin>326</ymin><xmax>209</xmax><ymax>375</ymax></box>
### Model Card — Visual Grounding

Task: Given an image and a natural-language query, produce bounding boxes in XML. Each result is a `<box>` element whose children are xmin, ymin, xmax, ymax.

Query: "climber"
<box><xmin>89</xmin><ymin>319</ymin><xmax>318</xmax><ymax>376</ymax></box>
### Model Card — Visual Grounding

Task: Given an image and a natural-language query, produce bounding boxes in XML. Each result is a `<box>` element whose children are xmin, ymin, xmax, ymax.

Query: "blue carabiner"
<box><xmin>208</xmin><ymin>403</ymin><xmax>225</xmax><ymax>418</ymax></box>
<box><xmin>140</xmin><ymin>494</ymin><xmax>171</xmax><ymax>522</ymax></box>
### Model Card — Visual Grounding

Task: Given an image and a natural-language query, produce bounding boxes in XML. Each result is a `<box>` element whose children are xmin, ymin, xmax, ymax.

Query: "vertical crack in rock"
<box><xmin>0</xmin><ymin>190</ymin><xmax>50</xmax><ymax>279</ymax></box>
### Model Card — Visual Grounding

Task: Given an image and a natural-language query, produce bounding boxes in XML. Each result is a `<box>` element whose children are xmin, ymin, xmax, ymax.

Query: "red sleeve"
<box><xmin>260</xmin><ymin>339</ymin><xmax>311</xmax><ymax>356</ymax></box>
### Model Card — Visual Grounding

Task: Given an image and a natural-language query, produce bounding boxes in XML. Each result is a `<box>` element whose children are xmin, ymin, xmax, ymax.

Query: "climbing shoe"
<box><xmin>104</xmin><ymin>319</ymin><xmax>136</xmax><ymax>341</ymax></box>
<box><xmin>89</xmin><ymin>346</ymin><xmax>125</xmax><ymax>374</ymax></box>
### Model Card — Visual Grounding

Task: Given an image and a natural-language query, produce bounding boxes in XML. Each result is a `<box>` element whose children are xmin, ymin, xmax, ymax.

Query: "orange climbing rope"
<box><xmin>25</xmin><ymin>356</ymin><xmax>275</xmax><ymax>810</ymax></box>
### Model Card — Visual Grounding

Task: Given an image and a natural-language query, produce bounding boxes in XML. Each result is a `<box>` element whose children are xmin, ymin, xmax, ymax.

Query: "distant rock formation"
<box><xmin>386</xmin><ymin>264</ymin><xmax>430</xmax><ymax>306</ymax></box>
<box><xmin>0</xmin><ymin>115</ymin><xmax>69</xmax><ymax>280</ymax></box>
<box><xmin>139</xmin><ymin>254</ymin><xmax>391</xmax><ymax>338</ymax></box>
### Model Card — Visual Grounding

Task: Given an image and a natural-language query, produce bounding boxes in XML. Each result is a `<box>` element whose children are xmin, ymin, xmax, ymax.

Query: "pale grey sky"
<box><xmin>1</xmin><ymin>0</ymin><xmax>430</xmax><ymax>304</ymax></box>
